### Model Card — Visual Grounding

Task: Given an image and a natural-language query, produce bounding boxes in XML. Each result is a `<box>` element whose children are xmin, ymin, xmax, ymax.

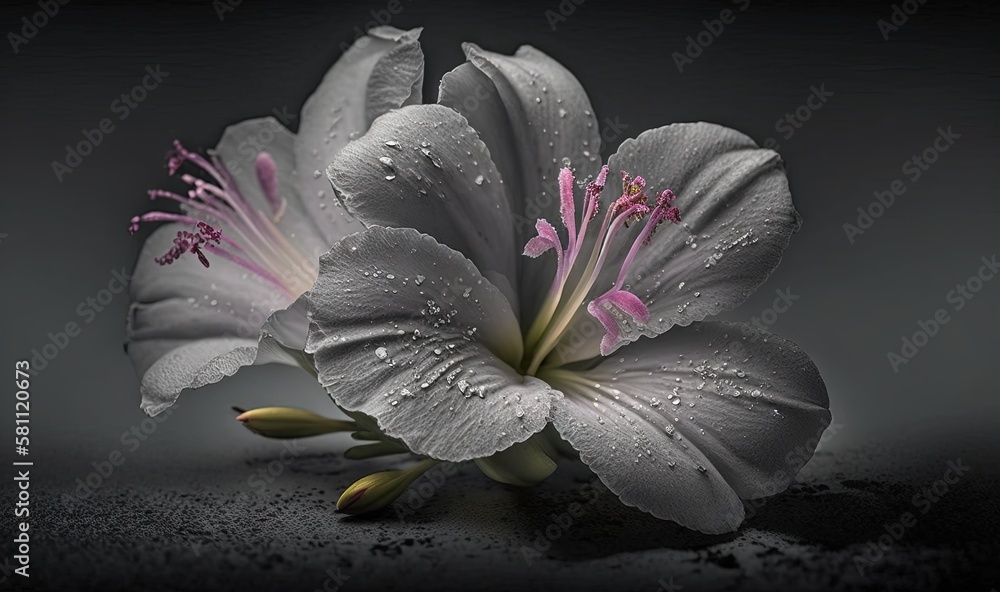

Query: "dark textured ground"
<box><xmin>4</xmin><ymin>430</ymin><xmax>998</xmax><ymax>592</ymax></box>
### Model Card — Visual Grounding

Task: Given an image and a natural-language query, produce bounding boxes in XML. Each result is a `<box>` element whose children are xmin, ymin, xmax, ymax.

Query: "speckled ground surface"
<box><xmin>4</xmin><ymin>430</ymin><xmax>997</xmax><ymax>592</ymax></box>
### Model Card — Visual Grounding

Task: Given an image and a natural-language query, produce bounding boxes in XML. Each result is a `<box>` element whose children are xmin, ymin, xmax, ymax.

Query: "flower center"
<box><xmin>521</xmin><ymin>165</ymin><xmax>681</xmax><ymax>375</ymax></box>
<box><xmin>128</xmin><ymin>141</ymin><xmax>317</xmax><ymax>300</ymax></box>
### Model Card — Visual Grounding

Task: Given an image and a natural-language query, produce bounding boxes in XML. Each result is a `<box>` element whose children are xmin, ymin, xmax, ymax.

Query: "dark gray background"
<box><xmin>1</xmin><ymin>0</ymin><xmax>997</xmax><ymax>590</ymax></box>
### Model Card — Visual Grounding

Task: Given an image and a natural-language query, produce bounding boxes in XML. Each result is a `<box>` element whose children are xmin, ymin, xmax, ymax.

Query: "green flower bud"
<box><xmin>234</xmin><ymin>406</ymin><xmax>354</xmax><ymax>439</ymax></box>
<box><xmin>337</xmin><ymin>459</ymin><xmax>438</xmax><ymax>515</ymax></box>
<box><xmin>474</xmin><ymin>434</ymin><xmax>558</xmax><ymax>487</ymax></box>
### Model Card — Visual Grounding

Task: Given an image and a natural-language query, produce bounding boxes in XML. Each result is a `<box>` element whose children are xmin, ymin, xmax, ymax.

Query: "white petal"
<box><xmin>137</xmin><ymin>333</ymin><xmax>297</xmax><ymax>416</ymax></box>
<box><xmin>546</xmin><ymin>375</ymin><xmax>744</xmax><ymax>534</ymax></box>
<box><xmin>126</xmin><ymin>224</ymin><xmax>304</xmax><ymax>415</ymax></box>
<box><xmin>551</xmin><ymin>122</ymin><xmax>800</xmax><ymax>364</ymax></box>
<box><xmin>295</xmin><ymin>26</ymin><xmax>424</xmax><ymax>243</ymax></box>
<box><xmin>213</xmin><ymin>118</ymin><xmax>329</xmax><ymax>261</ymax></box>
<box><xmin>305</xmin><ymin>226</ymin><xmax>561</xmax><ymax>462</ymax></box>
<box><xmin>328</xmin><ymin>104</ymin><xmax>519</xmax><ymax>311</ymax></box>
<box><xmin>438</xmin><ymin>44</ymin><xmax>602</xmax><ymax>323</ymax></box>
<box><xmin>542</xmin><ymin>321</ymin><xmax>830</xmax><ymax>532</ymax></box>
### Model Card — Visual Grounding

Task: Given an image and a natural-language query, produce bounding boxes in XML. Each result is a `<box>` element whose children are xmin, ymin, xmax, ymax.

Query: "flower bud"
<box><xmin>337</xmin><ymin>459</ymin><xmax>438</xmax><ymax>515</ymax></box>
<box><xmin>474</xmin><ymin>434</ymin><xmax>558</xmax><ymax>487</ymax></box>
<box><xmin>234</xmin><ymin>406</ymin><xmax>354</xmax><ymax>439</ymax></box>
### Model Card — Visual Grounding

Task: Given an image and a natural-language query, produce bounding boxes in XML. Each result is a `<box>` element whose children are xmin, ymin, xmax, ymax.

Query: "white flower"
<box><xmin>125</xmin><ymin>27</ymin><xmax>425</xmax><ymax>416</ymax></box>
<box><xmin>305</xmin><ymin>43</ymin><xmax>831</xmax><ymax>533</ymax></box>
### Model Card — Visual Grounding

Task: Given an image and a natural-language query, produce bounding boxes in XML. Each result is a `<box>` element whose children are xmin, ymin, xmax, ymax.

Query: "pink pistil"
<box><xmin>521</xmin><ymin>165</ymin><xmax>682</xmax><ymax>363</ymax></box>
<box><xmin>128</xmin><ymin>140</ymin><xmax>316</xmax><ymax>298</ymax></box>
<box><xmin>255</xmin><ymin>152</ymin><xmax>286</xmax><ymax>221</ymax></box>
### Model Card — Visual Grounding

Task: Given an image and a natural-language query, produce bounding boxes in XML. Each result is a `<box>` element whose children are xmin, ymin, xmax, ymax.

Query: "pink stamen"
<box><xmin>203</xmin><ymin>243</ymin><xmax>294</xmax><ymax>297</ymax></box>
<box><xmin>521</xmin><ymin>163</ymin><xmax>683</xmax><ymax>369</ymax></box>
<box><xmin>586</xmin><ymin>299</ymin><xmax>621</xmax><ymax>356</ymax></box>
<box><xmin>130</xmin><ymin>212</ymin><xmax>205</xmax><ymax>235</ymax></box>
<box><xmin>558</xmin><ymin>168</ymin><xmax>577</xmax><ymax>248</ymax></box>
<box><xmin>574</xmin><ymin>165</ymin><xmax>609</xmax><ymax>256</ymax></box>
<box><xmin>610</xmin><ymin>197</ymin><xmax>682</xmax><ymax>293</ymax></box>
<box><xmin>129</xmin><ymin>140</ymin><xmax>317</xmax><ymax>298</ymax></box>
<box><xmin>601</xmin><ymin>290</ymin><xmax>650</xmax><ymax>324</ymax></box>
<box><xmin>523</xmin><ymin>219</ymin><xmax>565</xmax><ymax>284</ymax></box>
<box><xmin>154</xmin><ymin>222</ymin><xmax>221</xmax><ymax>268</ymax></box>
